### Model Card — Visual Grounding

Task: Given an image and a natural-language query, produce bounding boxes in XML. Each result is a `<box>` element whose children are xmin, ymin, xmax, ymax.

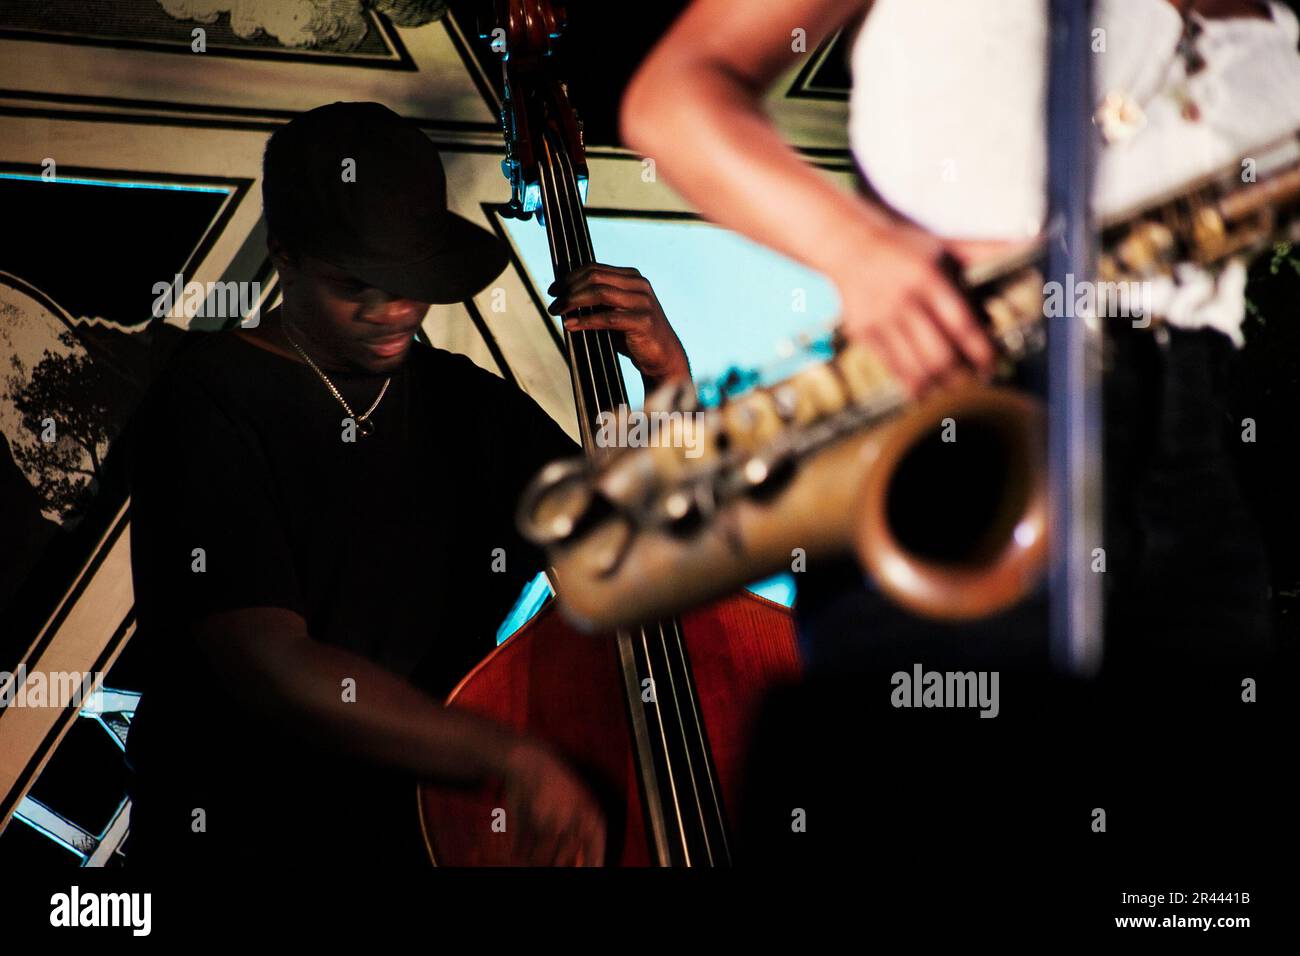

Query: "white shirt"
<box><xmin>847</xmin><ymin>0</ymin><xmax>1300</xmax><ymax>344</ymax></box>
<box><xmin>849</xmin><ymin>0</ymin><xmax>1300</xmax><ymax>239</ymax></box>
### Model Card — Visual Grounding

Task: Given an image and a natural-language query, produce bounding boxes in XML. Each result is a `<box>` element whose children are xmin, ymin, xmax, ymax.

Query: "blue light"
<box><xmin>489</xmin><ymin>213</ymin><xmax>827</xmax><ymax>635</ymax></box>
<box><xmin>496</xmin><ymin>572</ymin><xmax>555</xmax><ymax>644</ymax></box>
<box><xmin>11</xmin><ymin>811</ymin><xmax>86</xmax><ymax>860</ymax></box>
<box><xmin>746</xmin><ymin>573</ymin><xmax>797</xmax><ymax>608</ymax></box>
<box><xmin>502</xmin><ymin>213</ymin><xmax>840</xmax><ymax>410</ymax></box>
<box><xmin>494</xmin><ymin>570</ymin><xmax>795</xmax><ymax>639</ymax></box>
<box><xmin>577</xmin><ymin>175</ymin><xmax>589</xmax><ymax>206</ymax></box>
<box><xmin>0</xmin><ymin>172</ymin><xmax>229</xmax><ymax>193</ymax></box>
<box><xmin>523</xmin><ymin>182</ymin><xmax>542</xmax><ymax>213</ymax></box>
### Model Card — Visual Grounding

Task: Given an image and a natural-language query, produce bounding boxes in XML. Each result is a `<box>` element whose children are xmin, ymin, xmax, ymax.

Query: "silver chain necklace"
<box><xmin>282</xmin><ymin>323</ymin><xmax>391</xmax><ymax>439</ymax></box>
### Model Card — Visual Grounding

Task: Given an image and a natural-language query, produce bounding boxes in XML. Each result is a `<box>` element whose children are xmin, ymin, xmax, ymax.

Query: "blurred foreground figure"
<box><xmin>621</xmin><ymin>0</ymin><xmax>1299</xmax><ymax>873</ymax></box>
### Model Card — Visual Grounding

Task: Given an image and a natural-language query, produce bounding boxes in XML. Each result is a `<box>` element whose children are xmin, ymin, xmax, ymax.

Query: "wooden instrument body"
<box><xmin>418</xmin><ymin>592</ymin><xmax>799</xmax><ymax>866</ymax></box>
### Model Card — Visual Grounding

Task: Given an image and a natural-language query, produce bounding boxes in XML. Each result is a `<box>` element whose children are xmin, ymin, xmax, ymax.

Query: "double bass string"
<box><xmin>543</xmin><ymin>139</ymin><xmax>694</xmax><ymax>859</ymax></box>
<box><xmin>538</xmin><ymin>157</ymin><xmax>598</xmax><ymax>444</ymax></box>
<box><xmin>554</xmin><ymin>143</ymin><xmax>727</xmax><ymax>866</ymax></box>
<box><xmin>567</xmin><ymin>148</ymin><xmax>726</xmax><ymax>866</ymax></box>
<box><xmin>543</xmin><ymin>130</ymin><xmax>722</xmax><ymax>863</ymax></box>
<box><xmin>552</xmin><ymin>146</ymin><xmax>716</xmax><ymax>864</ymax></box>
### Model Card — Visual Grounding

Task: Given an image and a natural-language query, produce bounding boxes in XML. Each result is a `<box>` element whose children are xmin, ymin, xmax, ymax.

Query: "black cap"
<box><xmin>262</xmin><ymin>101</ymin><xmax>509</xmax><ymax>304</ymax></box>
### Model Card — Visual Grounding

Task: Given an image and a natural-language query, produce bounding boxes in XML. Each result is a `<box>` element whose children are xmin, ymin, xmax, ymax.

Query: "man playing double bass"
<box><xmin>124</xmin><ymin>101</ymin><xmax>690</xmax><ymax>868</ymax></box>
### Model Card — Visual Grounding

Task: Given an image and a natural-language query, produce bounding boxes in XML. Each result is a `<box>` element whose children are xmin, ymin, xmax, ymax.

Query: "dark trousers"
<box><xmin>736</xmin><ymin>328</ymin><xmax>1284</xmax><ymax>874</ymax></box>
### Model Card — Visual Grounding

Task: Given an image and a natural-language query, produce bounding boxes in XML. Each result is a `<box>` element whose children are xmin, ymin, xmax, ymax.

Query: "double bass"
<box><xmin>416</xmin><ymin>0</ymin><xmax>802</xmax><ymax>865</ymax></box>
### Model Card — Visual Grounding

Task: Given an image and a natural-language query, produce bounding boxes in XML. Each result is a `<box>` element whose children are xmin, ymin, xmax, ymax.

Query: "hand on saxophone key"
<box><xmin>831</xmin><ymin>223</ymin><xmax>997</xmax><ymax>395</ymax></box>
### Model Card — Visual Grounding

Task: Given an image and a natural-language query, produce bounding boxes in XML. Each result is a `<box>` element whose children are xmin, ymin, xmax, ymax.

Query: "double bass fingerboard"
<box><xmin>536</xmin><ymin>125</ymin><xmax>731</xmax><ymax>866</ymax></box>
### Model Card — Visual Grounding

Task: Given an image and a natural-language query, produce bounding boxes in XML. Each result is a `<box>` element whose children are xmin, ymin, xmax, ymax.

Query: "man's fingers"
<box><xmin>549</xmin><ymin>284</ymin><xmax>647</xmax><ymax>315</ymax></box>
<box><xmin>556</xmin><ymin>815</ymin><xmax>604</xmax><ymax>867</ymax></box>
<box><xmin>553</xmin><ymin>263</ymin><xmax>643</xmax><ymax>286</ymax></box>
<box><xmin>541</xmin><ymin>812</ymin><xmax>600</xmax><ymax>866</ymax></box>
<box><xmin>529</xmin><ymin>816</ymin><xmax>566</xmax><ymax>866</ymax></box>
<box><xmin>556</xmin><ymin>263</ymin><xmax>642</xmax><ymax>283</ymax></box>
<box><xmin>557</xmin><ymin>823</ymin><xmax>589</xmax><ymax>867</ymax></box>
<box><xmin>562</xmin><ymin>312</ymin><xmax>645</xmax><ymax>333</ymax></box>
<box><xmin>510</xmin><ymin>812</ymin><xmax>538</xmax><ymax>864</ymax></box>
<box><xmin>549</xmin><ymin>266</ymin><xmax>647</xmax><ymax>299</ymax></box>
<box><xmin>583</xmin><ymin>817</ymin><xmax>606</xmax><ymax>867</ymax></box>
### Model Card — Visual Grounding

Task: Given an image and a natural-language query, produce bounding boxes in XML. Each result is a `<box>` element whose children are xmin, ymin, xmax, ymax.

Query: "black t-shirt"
<box><xmin>123</xmin><ymin>330</ymin><xmax>577</xmax><ymax>867</ymax></box>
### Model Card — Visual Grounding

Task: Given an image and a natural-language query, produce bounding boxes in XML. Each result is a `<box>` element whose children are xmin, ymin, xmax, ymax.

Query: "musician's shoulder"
<box><xmin>145</xmin><ymin>327</ymin><xmax>250</xmax><ymax>402</ymax></box>
<box><xmin>410</xmin><ymin>339</ymin><xmax>519</xmax><ymax>395</ymax></box>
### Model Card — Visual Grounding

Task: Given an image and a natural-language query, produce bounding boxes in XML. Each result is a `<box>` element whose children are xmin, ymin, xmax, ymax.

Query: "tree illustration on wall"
<box><xmin>4</xmin><ymin>331</ymin><xmax>122</xmax><ymax>525</ymax></box>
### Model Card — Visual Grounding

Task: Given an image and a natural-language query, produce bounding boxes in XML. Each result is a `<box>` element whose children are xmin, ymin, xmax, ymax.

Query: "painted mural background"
<box><xmin>0</xmin><ymin>0</ymin><xmax>1296</xmax><ymax>867</ymax></box>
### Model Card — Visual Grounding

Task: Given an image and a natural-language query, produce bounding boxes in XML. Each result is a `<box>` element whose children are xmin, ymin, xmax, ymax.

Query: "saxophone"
<box><xmin>518</xmin><ymin>139</ymin><xmax>1300</xmax><ymax>633</ymax></box>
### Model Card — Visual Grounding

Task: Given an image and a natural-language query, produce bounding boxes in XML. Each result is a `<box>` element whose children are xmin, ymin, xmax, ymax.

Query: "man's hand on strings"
<box><xmin>548</xmin><ymin>263</ymin><xmax>691</xmax><ymax>389</ymax></box>
<box><xmin>502</xmin><ymin>739</ymin><xmax>607</xmax><ymax>866</ymax></box>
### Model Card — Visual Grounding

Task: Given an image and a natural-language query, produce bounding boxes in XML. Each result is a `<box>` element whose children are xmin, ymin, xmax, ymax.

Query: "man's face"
<box><xmin>278</xmin><ymin>248</ymin><xmax>430</xmax><ymax>375</ymax></box>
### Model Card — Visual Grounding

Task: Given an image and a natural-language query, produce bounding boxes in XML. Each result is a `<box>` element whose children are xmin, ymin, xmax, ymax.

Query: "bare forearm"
<box><xmin>208</xmin><ymin>623</ymin><xmax>519</xmax><ymax>785</ymax></box>
<box><xmin>290</xmin><ymin>642</ymin><xmax>516</xmax><ymax>782</ymax></box>
<box><xmin>620</xmin><ymin>0</ymin><xmax>993</xmax><ymax>388</ymax></box>
<box><xmin>622</xmin><ymin>0</ymin><xmax>886</xmax><ymax>281</ymax></box>
<box><xmin>191</xmin><ymin>607</ymin><xmax>606</xmax><ymax>864</ymax></box>
<box><xmin>625</xmin><ymin>72</ymin><xmax>877</xmax><ymax>278</ymax></box>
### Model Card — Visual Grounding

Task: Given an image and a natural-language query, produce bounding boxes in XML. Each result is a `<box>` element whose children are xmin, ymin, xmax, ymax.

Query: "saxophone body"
<box><xmin>520</xmin><ymin>140</ymin><xmax>1300</xmax><ymax>632</ymax></box>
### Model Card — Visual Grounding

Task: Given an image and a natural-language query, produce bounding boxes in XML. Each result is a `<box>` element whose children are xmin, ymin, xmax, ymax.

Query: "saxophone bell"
<box><xmin>855</xmin><ymin>383</ymin><xmax>1049</xmax><ymax>621</ymax></box>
